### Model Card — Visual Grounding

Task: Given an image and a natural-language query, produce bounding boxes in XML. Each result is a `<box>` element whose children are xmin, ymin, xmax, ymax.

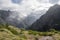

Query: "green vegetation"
<box><xmin>0</xmin><ymin>23</ymin><xmax>60</xmax><ymax>40</ymax></box>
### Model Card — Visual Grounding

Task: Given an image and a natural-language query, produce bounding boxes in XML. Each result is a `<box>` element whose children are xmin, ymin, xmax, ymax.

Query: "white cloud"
<box><xmin>49</xmin><ymin>0</ymin><xmax>59</xmax><ymax>4</ymax></box>
<box><xmin>0</xmin><ymin>0</ymin><xmax>53</xmax><ymax>11</ymax></box>
<box><xmin>0</xmin><ymin>0</ymin><xmax>59</xmax><ymax>19</ymax></box>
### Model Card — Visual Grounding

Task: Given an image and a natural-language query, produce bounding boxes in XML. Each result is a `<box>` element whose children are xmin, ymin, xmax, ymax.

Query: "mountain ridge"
<box><xmin>28</xmin><ymin>4</ymin><xmax>60</xmax><ymax>31</ymax></box>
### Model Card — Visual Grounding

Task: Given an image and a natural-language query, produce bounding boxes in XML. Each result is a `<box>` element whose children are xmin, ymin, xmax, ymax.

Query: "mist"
<box><xmin>0</xmin><ymin>0</ymin><xmax>60</xmax><ymax>28</ymax></box>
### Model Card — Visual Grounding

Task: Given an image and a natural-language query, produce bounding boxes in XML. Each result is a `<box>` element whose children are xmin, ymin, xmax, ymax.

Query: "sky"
<box><xmin>0</xmin><ymin>0</ymin><xmax>60</xmax><ymax>18</ymax></box>
<box><xmin>0</xmin><ymin>0</ymin><xmax>60</xmax><ymax>11</ymax></box>
<box><xmin>12</xmin><ymin>0</ymin><xmax>22</xmax><ymax>4</ymax></box>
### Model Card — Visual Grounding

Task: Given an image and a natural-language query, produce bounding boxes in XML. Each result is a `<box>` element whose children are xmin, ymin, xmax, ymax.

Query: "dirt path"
<box><xmin>39</xmin><ymin>36</ymin><xmax>55</xmax><ymax>40</ymax></box>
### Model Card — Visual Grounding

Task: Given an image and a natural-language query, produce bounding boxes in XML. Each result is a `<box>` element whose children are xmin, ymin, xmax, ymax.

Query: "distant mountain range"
<box><xmin>0</xmin><ymin>10</ymin><xmax>26</xmax><ymax>28</ymax></box>
<box><xmin>0</xmin><ymin>9</ymin><xmax>46</xmax><ymax>29</ymax></box>
<box><xmin>28</xmin><ymin>4</ymin><xmax>60</xmax><ymax>31</ymax></box>
<box><xmin>24</xmin><ymin>10</ymin><xmax>46</xmax><ymax>26</ymax></box>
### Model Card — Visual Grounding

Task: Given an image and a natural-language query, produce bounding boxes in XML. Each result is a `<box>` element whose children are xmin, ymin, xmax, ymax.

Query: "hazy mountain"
<box><xmin>28</xmin><ymin>4</ymin><xmax>60</xmax><ymax>31</ymax></box>
<box><xmin>24</xmin><ymin>10</ymin><xmax>46</xmax><ymax>26</ymax></box>
<box><xmin>0</xmin><ymin>10</ymin><xmax>26</xmax><ymax>28</ymax></box>
<box><xmin>0</xmin><ymin>10</ymin><xmax>11</xmax><ymax>23</ymax></box>
<box><xmin>0</xmin><ymin>10</ymin><xmax>46</xmax><ymax>29</ymax></box>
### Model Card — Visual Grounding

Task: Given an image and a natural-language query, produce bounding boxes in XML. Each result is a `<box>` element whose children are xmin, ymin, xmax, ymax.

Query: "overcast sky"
<box><xmin>0</xmin><ymin>0</ymin><xmax>60</xmax><ymax>17</ymax></box>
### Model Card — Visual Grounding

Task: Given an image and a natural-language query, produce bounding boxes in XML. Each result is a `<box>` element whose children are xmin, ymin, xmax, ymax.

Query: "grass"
<box><xmin>0</xmin><ymin>24</ymin><xmax>60</xmax><ymax>40</ymax></box>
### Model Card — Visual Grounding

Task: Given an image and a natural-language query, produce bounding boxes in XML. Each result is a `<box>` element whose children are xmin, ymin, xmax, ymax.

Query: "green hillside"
<box><xmin>0</xmin><ymin>24</ymin><xmax>60</xmax><ymax>40</ymax></box>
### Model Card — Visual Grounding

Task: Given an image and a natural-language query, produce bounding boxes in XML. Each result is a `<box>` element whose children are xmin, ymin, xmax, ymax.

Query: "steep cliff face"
<box><xmin>29</xmin><ymin>4</ymin><xmax>60</xmax><ymax>31</ymax></box>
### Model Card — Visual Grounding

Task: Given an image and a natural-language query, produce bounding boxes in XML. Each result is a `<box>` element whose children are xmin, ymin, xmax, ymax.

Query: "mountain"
<box><xmin>28</xmin><ymin>4</ymin><xmax>60</xmax><ymax>31</ymax></box>
<box><xmin>0</xmin><ymin>10</ymin><xmax>11</xmax><ymax>23</ymax></box>
<box><xmin>0</xmin><ymin>10</ymin><xmax>60</xmax><ymax>40</ymax></box>
<box><xmin>0</xmin><ymin>10</ymin><xmax>27</xmax><ymax>28</ymax></box>
<box><xmin>0</xmin><ymin>9</ymin><xmax>46</xmax><ymax>29</ymax></box>
<box><xmin>24</xmin><ymin>10</ymin><xmax>46</xmax><ymax>27</ymax></box>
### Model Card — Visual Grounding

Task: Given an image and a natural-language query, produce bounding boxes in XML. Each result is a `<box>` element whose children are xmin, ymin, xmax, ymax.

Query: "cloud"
<box><xmin>12</xmin><ymin>0</ymin><xmax>22</xmax><ymax>4</ymax></box>
<box><xmin>0</xmin><ymin>0</ymin><xmax>57</xmax><ymax>19</ymax></box>
<box><xmin>0</xmin><ymin>0</ymin><xmax>53</xmax><ymax>11</ymax></box>
<box><xmin>1</xmin><ymin>0</ymin><xmax>60</xmax><ymax>27</ymax></box>
<box><xmin>49</xmin><ymin>0</ymin><xmax>59</xmax><ymax>4</ymax></box>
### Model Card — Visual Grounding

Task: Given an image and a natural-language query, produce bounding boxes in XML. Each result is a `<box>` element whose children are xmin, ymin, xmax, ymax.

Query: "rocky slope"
<box><xmin>29</xmin><ymin>4</ymin><xmax>60</xmax><ymax>31</ymax></box>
